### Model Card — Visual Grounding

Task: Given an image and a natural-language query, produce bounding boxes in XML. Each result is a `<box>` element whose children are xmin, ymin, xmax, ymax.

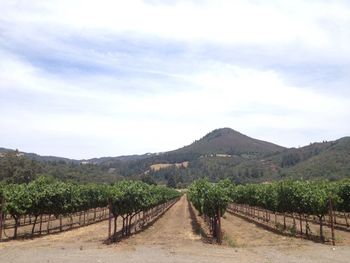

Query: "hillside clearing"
<box><xmin>149</xmin><ymin>162</ymin><xmax>189</xmax><ymax>171</ymax></box>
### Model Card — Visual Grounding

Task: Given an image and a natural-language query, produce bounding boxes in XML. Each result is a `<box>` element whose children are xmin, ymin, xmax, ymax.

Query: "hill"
<box><xmin>144</xmin><ymin>132</ymin><xmax>350</xmax><ymax>185</ymax></box>
<box><xmin>1</xmin><ymin>128</ymin><xmax>349</xmax><ymax>185</ymax></box>
<box><xmin>0</xmin><ymin>147</ymin><xmax>78</xmax><ymax>163</ymax></box>
<box><xmin>280</xmin><ymin>137</ymin><xmax>350</xmax><ymax>180</ymax></box>
<box><xmin>173</xmin><ymin>128</ymin><xmax>285</xmax><ymax>156</ymax></box>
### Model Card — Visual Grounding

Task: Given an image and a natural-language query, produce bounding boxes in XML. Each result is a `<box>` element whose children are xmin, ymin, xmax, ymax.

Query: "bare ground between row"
<box><xmin>0</xmin><ymin>196</ymin><xmax>350</xmax><ymax>263</ymax></box>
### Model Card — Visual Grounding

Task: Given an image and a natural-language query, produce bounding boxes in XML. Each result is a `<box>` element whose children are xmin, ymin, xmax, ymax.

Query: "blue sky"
<box><xmin>1</xmin><ymin>0</ymin><xmax>350</xmax><ymax>159</ymax></box>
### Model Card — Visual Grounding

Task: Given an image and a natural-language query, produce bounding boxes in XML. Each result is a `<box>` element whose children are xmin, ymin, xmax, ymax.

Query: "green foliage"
<box><xmin>229</xmin><ymin>180</ymin><xmax>350</xmax><ymax>215</ymax></box>
<box><xmin>0</xmin><ymin>182</ymin><xmax>3</xmax><ymax>199</ymax></box>
<box><xmin>0</xmin><ymin>150</ymin><xmax>41</xmax><ymax>183</ymax></box>
<box><xmin>108</xmin><ymin>180</ymin><xmax>180</xmax><ymax>217</ymax></box>
<box><xmin>335</xmin><ymin>179</ymin><xmax>350</xmax><ymax>212</ymax></box>
<box><xmin>3</xmin><ymin>184</ymin><xmax>32</xmax><ymax>218</ymax></box>
<box><xmin>1</xmin><ymin>177</ymin><xmax>180</xmax><ymax>221</ymax></box>
<box><xmin>188</xmin><ymin>179</ymin><xmax>231</xmax><ymax>218</ymax></box>
<box><xmin>2</xmin><ymin>176</ymin><xmax>110</xmax><ymax>218</ymax></box>
<box><xmin>140</xmin><ymin>174</ymin><xmax>156</xmax><ymax>185</ymax></box>
<box><xmin>166</xmin><ymin>176</ymin><xmax>176</xmax><ymax>188</ymax></box>
<box><xmin>281</xmin><ymin>138</ymin><xmax>350</xmax><ymax>180</ymax></box>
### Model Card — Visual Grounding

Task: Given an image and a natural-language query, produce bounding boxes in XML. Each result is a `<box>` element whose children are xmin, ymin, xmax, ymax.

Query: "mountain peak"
<box><xmin>202</xmin><ymin>128</ymin><xmax>243</xmax><ymax>141</ymax></box>
<box><xmin>175</xmin><ymin>128</ymin><xmax>285</xmax><ymax>156</ymax></box>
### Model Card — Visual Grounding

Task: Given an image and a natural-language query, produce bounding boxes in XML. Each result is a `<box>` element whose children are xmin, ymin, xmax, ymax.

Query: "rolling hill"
<box><xmin>172</xmin><ymin>128</ymin><xmax>285</xmax><ymax>156</ymax></box>
<box><xmin>1</xmin><ymin>128</ymin><xmax>349</xmax><ymax>185</ymax></box>
<box><xmin>279</xmin><ymin>137</ymin><xmax>350</xmax><ymax>180</ymax></box>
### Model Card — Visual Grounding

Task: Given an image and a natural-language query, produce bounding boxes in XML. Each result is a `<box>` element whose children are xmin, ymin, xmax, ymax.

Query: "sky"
<box><xmin>1</xmin><ymin>0</ymin><xmax>350</xmax><ymax>159</ymax></box>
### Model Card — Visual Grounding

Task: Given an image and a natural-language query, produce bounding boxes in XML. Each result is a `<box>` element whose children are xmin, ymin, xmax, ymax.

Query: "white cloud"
<box><xmin>1</xmin><ymin>48</ymin><xmax>349</xmax><ymax>158</ymax></box>
<box><xmin>2</xmin><ymin>1</ymin><xmax>350</xmax><ymax>49</ymax></box>
<box><xmin>0</xmin><ymin>0</ymin><xmax>350</xmax><ymax>158</ymax></box>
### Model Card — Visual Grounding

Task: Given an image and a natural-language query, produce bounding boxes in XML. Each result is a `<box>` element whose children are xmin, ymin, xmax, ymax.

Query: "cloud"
<box><xmin>2</xmin><ymin>1</ymin><xmax>350</xmax><ymax>48</ymax></box>
<box><xmin>0</xmin><ymin>0</ymin><xmax>349</xmax><ymax>158</ymax></box>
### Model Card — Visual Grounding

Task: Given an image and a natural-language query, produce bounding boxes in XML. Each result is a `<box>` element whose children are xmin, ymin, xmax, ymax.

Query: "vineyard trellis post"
<box><xmin>217</xmin><ymin>207</ymin><xmax>222</xmax><ymax>244</ymax></box>
<box><xmin>108</xmin><ymin>199</ymin><xmax>112</xmax><ymax>240</ymax></box>
<box><xmin>39</xmin><ymin>214</ymin><xmax>43</xmax><ymax>235</ymax></box>
<box><xmin>329</xmin><ymin>197</ymin><xmax>335</xmax><ymax>246</ymax></box>
<box><xmin>0</xmin><ymin>197</ymin><xmax>3</xmax><ymax>241</ymax></box>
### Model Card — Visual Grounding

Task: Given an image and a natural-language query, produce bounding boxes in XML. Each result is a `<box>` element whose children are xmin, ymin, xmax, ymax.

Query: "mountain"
<box><xmin>173</xmin><ymin>128</ymin><xmax>285</xmax><ymax>156</ymax></box>
<box><xmin>0</xmin><ymin>128</ymin><xmax>285</xmax><ymax>164</ymax></box>
<box><xmin>1</xmin><ymin>128</ymin><xmax>349</xmax><ymax>185</ymax></box>
<box><xmin>279</xmin><ymin>137</ymin><xmax>350</xmax><ymax>180</ymax></box>
<box><xmin>143</xmin><ymin>131</ymin><xmax>350</xmax><ymax>185</ymax></box>
<box><xmin>0</xmin><ymin>147</ymin><xmax>77</xmax><ymax>163</ymax></box>
<box><xmin>0</xmin><ymin>147</ymin><xmax>155</xmax><ymax>164</ymax></box>
<box><xmin>85</xmin><ymin>153</ymin><xmax>157</xmax><ymax>165</ymax></box>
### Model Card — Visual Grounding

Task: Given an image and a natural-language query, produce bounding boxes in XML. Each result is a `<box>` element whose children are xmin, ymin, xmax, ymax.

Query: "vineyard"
<box><xmin>0</xmin><ymin>177</ymin><xmax>180</xmax><ymax>241</ymax></box>
<box><xmin>187</xmin><ymin>179</ymin><xmax>232</xmax><ymax>243</ymax></box>
<box><xmin>187</xmin><ymin>179</ymin><xmax>350</xmax><ymax>245</ymax></box>
<box><xmin>1</xmin><ymin>176</ymin><xmax>350</xmax><ymax>249</ymax></box>
<box><xmin>1</xmin><ymin>178</ymin><xmax>350</xmax><ymax>263</ymax></box>
<box><xmin>106</xmin><ymin>180</ymin><xmax>180</xmax><ymax>241</ymax></box>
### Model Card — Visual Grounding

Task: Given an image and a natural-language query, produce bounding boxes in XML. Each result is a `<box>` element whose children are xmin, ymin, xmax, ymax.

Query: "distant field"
<box><xmin>150</xmin><ymin>161</ymin><xmax>189</xmax><ymax>171</ymax></box>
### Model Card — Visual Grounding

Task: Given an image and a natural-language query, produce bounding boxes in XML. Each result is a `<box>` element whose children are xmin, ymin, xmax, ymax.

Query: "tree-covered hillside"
<box><xmin>172</xmin><ymin>128</ymin><xmax>285</xmax><ymax>156</ymax></box>
<box><xmin>1</xmin><ymin>128</ymin><xmax>349</xmax><ymax>186</ymax></box>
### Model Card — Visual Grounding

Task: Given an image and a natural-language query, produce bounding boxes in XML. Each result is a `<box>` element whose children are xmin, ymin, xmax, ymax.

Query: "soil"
<box><xmin>1</xmin><ymin>196</ymin><xmax>349</xmax><ymax>263</ymax></box>
<box><xmin>226</xmin><ymin>206</ymin><xmax>350</xmax><ymax>245</ymax></box>
<box><xmin>1</xmin><ymin>208</ymin><xmax>109</xmax><ymax>240</ymax></box>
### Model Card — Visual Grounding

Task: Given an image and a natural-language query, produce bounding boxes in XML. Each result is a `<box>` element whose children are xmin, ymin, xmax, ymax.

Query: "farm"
<box><xmin>1</xmin><ymin>178</ymin><xmax>350</xmax><ymax>263</ymax></box>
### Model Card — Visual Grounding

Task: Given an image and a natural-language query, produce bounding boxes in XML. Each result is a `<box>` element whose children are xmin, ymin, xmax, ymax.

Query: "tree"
<box><xmin>167</xmin><ymin>176</ymin><xmax>176</xmax><ymax>188</ymax></box>
<box><xmin>0</xmin><ymin>150</ymin><xmax>41</xmax><ymax>183</ymax></box>
<box><xmin>140</xmin><ymin>174</ymin><xmax>157</xmax><ymax>185</ymax></box>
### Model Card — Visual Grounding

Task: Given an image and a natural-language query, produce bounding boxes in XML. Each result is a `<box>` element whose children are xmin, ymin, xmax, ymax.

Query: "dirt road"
<box><xmin>1</xmin><ymin>196</ymin><xmax>349</xmax><ymax>263</ymax></box>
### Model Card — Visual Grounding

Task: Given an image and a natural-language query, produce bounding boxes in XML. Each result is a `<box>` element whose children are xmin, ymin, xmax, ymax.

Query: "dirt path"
<box><xmin>118</xmin><ymin>193</ymin><xmax>201</xmax><ymax>249</ymax></box>
<box><xmin>0</xmin><ymin>196</ymin><xmax>350</xmax><ymax>263</ymax></box>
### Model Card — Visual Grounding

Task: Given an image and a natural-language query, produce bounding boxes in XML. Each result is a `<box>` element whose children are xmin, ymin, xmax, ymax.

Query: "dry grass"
<box><xmin>150</xmin><ymin>161</ymin><xmax>189</xmax><ymax>171</ymax></box>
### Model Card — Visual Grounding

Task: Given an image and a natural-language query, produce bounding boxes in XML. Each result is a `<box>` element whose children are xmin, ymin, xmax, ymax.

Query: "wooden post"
<box><xmin>39</xmin><ymin>214</ymin><xmax>43</xmax><ymax>235</ymax></box>
<box><xmin>0</xmin><ymin>197</ymin><xmax>3</xmax><ymax>241</ymax></box>
<box><xmin>217</xmin><ymin>208</ymin><xmax>222</xmax><ymax>244</ymax></box>
<box><xmin>59</xmin><ymin>215</ymin><xmax>63</xmax><ymax>231</ymax></box>
<box><xmin>108</xmin><ymin>200</ymin><xmax>112</xmax><ymax>240</ymax></box>
<box><xmin>70</xmin><ymin>214</ymin><xmax>73</xmax><ymax>228</ymax></box>
<box><xmin>329</xmin><ymin>197</ymin><xmax>335</xmax><ymax>246</ymax></box>
<box><xmin>305</xmin><ymin>216</ymin><xmax>309</xmax><ymax>237</ymax></box>
<box><xmin>47</xmin><ymin>214</ymin><xmax>51</xmax><ymax>234</ymax></box>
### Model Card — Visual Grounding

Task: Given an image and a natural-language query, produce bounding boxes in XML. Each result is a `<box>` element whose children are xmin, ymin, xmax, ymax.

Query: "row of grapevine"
<box><xmin>231</xmin><ymin>180</ymin><xmax>350</xmax><ymax>213</ymax></box>
<box><xmin>187</xmin><ymin>179</ymin><xmax>232</xmax><ymax>243</ymax></box>
<box><xmin>229</xmin><ymin>180</ymin><xmax>350</xmax><ymax>242</ymax></box>
<box><xmin>1</xmin><ymin>176</ymin><xmax>109</xmax><ymax>238</ymax></box>
<box><xmin>187</xmin><ymin>179</ymin><xmax>350</xmax><ymax>244</ymax></box>
<box><xmin>0</xmin><ymin>176</ymin><xmax>180</xmax><ymax>240</ymax></box>
<box><xmin>108</xmin><ymin>180</ymin><xmax>181</xmax><ymax>241</ymax></box>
